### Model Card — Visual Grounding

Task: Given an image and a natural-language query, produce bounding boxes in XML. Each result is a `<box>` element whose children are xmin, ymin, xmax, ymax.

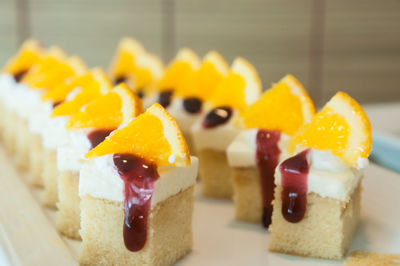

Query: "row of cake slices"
<box><xmin>0</xmin><ymin>38</ymin><xmax>373</xmax><ymax>264</ymax></box>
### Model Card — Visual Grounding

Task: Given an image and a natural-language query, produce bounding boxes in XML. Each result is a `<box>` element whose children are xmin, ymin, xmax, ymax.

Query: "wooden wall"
<box><xmin>1</xmin><ymin>0</ymin><xmax>399</xmax><ymax>105</ymax></box>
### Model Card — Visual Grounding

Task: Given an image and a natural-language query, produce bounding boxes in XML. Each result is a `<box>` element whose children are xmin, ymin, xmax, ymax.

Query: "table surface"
<box><xmin>1</xmin><ymin>102</ymin><xmax>399</xmax><ymax>266</ymax></box>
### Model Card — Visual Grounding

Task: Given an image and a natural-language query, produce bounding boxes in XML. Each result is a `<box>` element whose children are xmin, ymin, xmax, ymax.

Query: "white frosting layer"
<box><xmin>79</xmin><ymin>155</ymin><xmax>198</xmax><ymax>207</ymax></box>
<box><xmin>0</xmin><ymin>74</ymin><xmax>17</xmax><ymax>106</ymax></box>
<box><xmin>42</xmin><ymin>116</ymin><xmax>70</xmax><ymax>149</ymax></box>
<box><xmin>227</xmin><ymin>129</ymin><xmax>290</xmax><ymax>167</ymax></box>
<box><xmin>167</xmin><ymin>97</ymin><xmax>202</xmax><ymax>133</ymax></box>
<box><xmin>57</xmin><ymin>128</ymin><xmax>92</xmax><ymax>172</ymax></box>
<box><xmin>191</xmin><ymin>111</ymin><xmax>241</xmax><ymax>151</ymax></box>
<box><xmin>275</xmin><ymin>149</ymin><xmax>368</xmax><ymax>201</ymax></box>
<box><xmin>0</xmin><ymin>74</ymin><xmax>55</xmax><ymax>135</ymax></box>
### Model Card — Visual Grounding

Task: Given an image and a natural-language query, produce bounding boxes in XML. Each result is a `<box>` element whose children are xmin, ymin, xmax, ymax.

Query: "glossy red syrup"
<box><xmin>113</xmin><ymin>153</ymin><xmax>159</xmax><ymax>252</ymax></box>
<box><xmin>158</xmin><ymin>90</ymin><xmax>173</xmax><ymax>108</ymax></box>
<box><xmin>279</xmin><ymin>149</ymin><xmax>310</xmax><ymax>223</ymax></box>
<box><xmin>87</xmin><ymin>129</ymin><xmax>114</xmax><ymax>149</ymax></box>
<box><xmin>202</xmin><ymin>106</ymin><xmax>232</xmax><ymax>128</ymax></box>
<box><xmin>255</xmin><ymin>129</ymin><xmax>281</xmax><ymax>228</ymax></box>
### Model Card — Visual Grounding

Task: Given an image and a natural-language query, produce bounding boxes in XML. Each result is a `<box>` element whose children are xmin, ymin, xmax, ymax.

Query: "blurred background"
<box><xmin>0</xmin><ymin>0</ymin><xmax>399</xmax><ymax>106</ymax></box>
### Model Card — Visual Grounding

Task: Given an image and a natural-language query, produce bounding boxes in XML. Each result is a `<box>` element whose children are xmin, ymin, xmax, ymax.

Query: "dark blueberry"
<box><xmin>183</xmin><ymin>97</ymin><xmax>202</xmax><ymax>114</ymax></box>
<box><xmin>202</xmin><ymin>106</ymin><xmax>233</xmax><ymax>128</ymax></box>
<box><xmin>158</xmin><ymin>90</ymin><xmax>173</xmax><ymax>108</ymax></box>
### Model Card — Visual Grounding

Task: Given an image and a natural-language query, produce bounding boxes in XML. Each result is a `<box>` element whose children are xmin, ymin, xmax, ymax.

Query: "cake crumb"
<box><xmin>344</xmin><ymin>250</ymin><xmax>400</xmax><ymax>266</ymax></box>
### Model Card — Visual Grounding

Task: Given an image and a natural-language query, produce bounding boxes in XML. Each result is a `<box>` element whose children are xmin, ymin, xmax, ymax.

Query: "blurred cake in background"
<box><xmin>143</xmin><ymin>48</ymin><xmax>200</xmax><ymax>109</ymax></box>
<box><xmin>191</xmin><ymin>57</ymin><xmax>261</xmax><ymax>198</ymax></box>
<box><xmin>166</xmin><ymin>50</ymin><xmax>229</xmax><ymax>154</ymax></box>
<box><xmin>0</xmin><ymin>39</ymin><xmax>43</xmax><ymax>159</ymax></box>
<box><xmin>227</xmin><ymin>75</ymin><xmax>315</xmax><ymax>227</ymax></box>
<box><xmin>80</xmin><ymin>103</ymin><xmax>197</xmax><ymax>265</ymax></box>
<box><xmin>109</xmin><ymin>38</ymin><xmax>164</xmax><ymax>99</ymax></box>
<box><xmin>42</xmin><ymin>68</ymin><xmax>111</xmax><ymax>207</ymax></box>
<box><xmin>269</xmin><ymin>91</ymin><xmax>372</xmax><ymax>260</ymax></box>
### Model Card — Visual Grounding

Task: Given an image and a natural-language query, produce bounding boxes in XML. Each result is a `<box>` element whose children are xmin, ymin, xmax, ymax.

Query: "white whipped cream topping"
<box><xmin>275</xmin><ymin>149</ymin><xmax>368</xmax><ymax>201</ymax></box>
<box><xmin>167</xmin><ymin>97</ymin><xmax>202</xmax><ymax>133</ymax></box>
<box><xmin>0</xmin><ymin>74</ymin><xmax>17</xmax><ymax>105</ymax></box>
<box><xmin>227</xmin><ymin>129</ymin><xmax>290</xmax><ymax>167</ymax></box>
<box><xmin>0</xmin><ymin>74</ymin><xmax>55</xmax><ymax>135</ymax></box>
<box><xmin>191</xmin><ymin>110</ymin><xmax>241</xmax><ymax>151</ymax></box>
<box><xmin>79</xmin><ymin>155</ymin><xmax>198</xmax><ymax>207</ymax></box>
<box><xmin>42</xmin><ymin>116</ymin><xmax>70</xmax><ymax>149</ymax></box>
<box><xmin>57</xmin><ymin>128</ymin><xmax>92</xmax><ymax>172</ymax></box>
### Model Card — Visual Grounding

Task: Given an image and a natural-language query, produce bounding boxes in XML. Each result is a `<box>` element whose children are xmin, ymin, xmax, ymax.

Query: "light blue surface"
<box><xmin>370</xmin><ymin>131</ymin><xmax>400</xmax><ymax>173</ymax></box>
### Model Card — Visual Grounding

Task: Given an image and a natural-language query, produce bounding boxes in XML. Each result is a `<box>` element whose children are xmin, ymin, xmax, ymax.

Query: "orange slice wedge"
<box><xmin>52</xmin><ymin>69</ymin><xmax>112</xmax><ymax>117</ymax></box>
<box><xmin>25</xmin><ymin>55</ymin><xmax>86</xmax><ymax>90</ymax></box>
<box><xmin>109</xmin><ymin>38</ymin><xmax>145</xmax><ymax>80</ymax></box>
<box><xmin>133</xmin><ymin>51</ymin><xmax>164</xmax><ymax>91</ymax></box>
<box><xmin>242</xmin><ymin>75</ymin><xmax>315</xmax><ymax>135</ymax></box>
<box><xmin>2</xmin><ymin>39</ymin><xmax>43</xmax><ymax>75</ymax></box>
<box><xmin>67</xmin><ymin>83</ymin><xmax>143</xmax><ymax>130</ymax></box>
<box><xmin>209</xmin><ymin>57</ymin><xmax>261</xmax><ymax>112</ymax></box>
<box><xmin>176</xmin><ymin>50</ymin><xmax>229</xmax><ymax>101</ymax></box>
<box><xmin>42</xmin><ymin>71</ymin><xmax>96</xmax><ymax>103</ymax></box>
<box><xmin>156</xmin><ymin>48</ymin><xmax>200</xmax><ymax>92</ymax></box>
<box><xmin>22</xmin><ymin>46</ymin><xmax>67</xmax><ymax>84</ymax></box>
<box><xmin>288</xmin><ymin>91</ymin><xmax>372</xmax><ymax>166</ymax></box>
<box><xmin>86</xmin><ymin>103</ymin><xmax>190</xmax><ymax>167</ymax></box>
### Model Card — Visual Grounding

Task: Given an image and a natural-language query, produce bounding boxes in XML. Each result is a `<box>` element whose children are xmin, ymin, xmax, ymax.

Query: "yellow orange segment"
<box><xmin>176</xmin><ymin>50</ymin><xmax>229</xmax><ymax>101</ymax></box>
<box><xmin>109</xmin><ymin>38</ymin><xmax>145</xmax><ymax>80</ymax></box>
<box><xmin>52</xmin><ymin>69</ymin><xmax>112</xmax><ymax>117</ymax></box>
<box><xmin>23</xmin><ymin>54</ymin><xmax>87</xmax><ymax>90</ymax></box>
<box><xmin>2</xmin><ymin>39</ymin><xmax>43</xmax><ymax>75</ymax></box>
<box><xmin>288</xmin><ymin>91</ymin><xmax>372</xmax><ymax>166</ymax></box>
<box><xmin>86</xmin><ymin>103</ymin><xmax>190</xmax><ymax>167</ymax></box>
<box><xmin>67</xmin><ymin>83</ymin><xmax>143</xmax><ymax>130</ymax></box>
<box><xmin>210</xmin><ymin>57</ymin><xmax>261</xmax><ymax>112</ymax></box>
<box><xmin>42</xmin><ymin>71</ymin><xmax>95</xmax><ymax>102</ymax></box>
<box><xmin>133</xmin><ymin>52</ymin><xmax>164</xmax><ymax>91</ymax></box>
<box><xmin>22</xmin><ymin>46</ymin><xmax>67</xmax><ymax>85</ymax></box>
<box><xmin>156</xmin><ymin>48</ymin><xmax>200</xmax><ymax>92</ymax></box>
<box><xmin>242</xmin><ymin>74</ymin><xmax>315</xmax><ymax>135</ymax></box>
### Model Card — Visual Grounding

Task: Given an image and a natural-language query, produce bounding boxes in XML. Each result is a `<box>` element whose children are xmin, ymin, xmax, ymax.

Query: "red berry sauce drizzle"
<box><xmin>113</xmin><ymin>153</ymin><xmax>159</xmax><ymax>251</ymax></box>
<box><xmin>87</xmin><ymin>129</ymin><xmax>114</xmax><ymax>149</ymax></box>
<box><xmin>202</xmin><ymin>106</ymin><xmax>232</xmax><ymax>128</ymax></box>
<box><xmin>279</xmin><ymin>149</ymin><xmax>310</xmax><ymax>223</ymax></box>
<box><xmin>255</xmin><ymin>129</ymin><xmax>281</xmax><ymax>228</ymax></box>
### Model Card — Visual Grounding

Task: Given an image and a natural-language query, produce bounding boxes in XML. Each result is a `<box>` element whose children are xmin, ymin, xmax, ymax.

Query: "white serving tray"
<box><xmin>0</xmin><ymin>147</ymin><xmax>399</xmax><ymax>265</ymax></box>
